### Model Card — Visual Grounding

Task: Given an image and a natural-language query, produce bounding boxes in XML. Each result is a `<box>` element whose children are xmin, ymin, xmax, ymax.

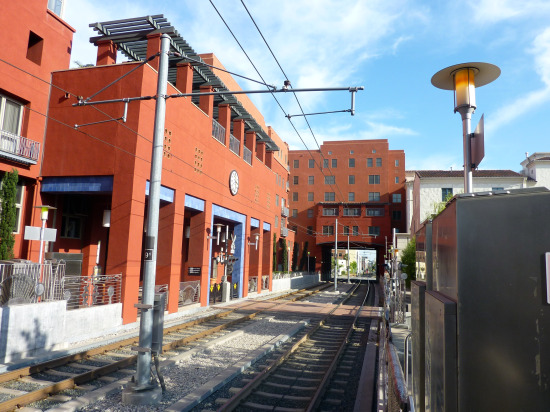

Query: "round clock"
<box><xmin>229</xmin><ymin>170</ymin><xmax>239</xmax><ymax>195</ymax></box>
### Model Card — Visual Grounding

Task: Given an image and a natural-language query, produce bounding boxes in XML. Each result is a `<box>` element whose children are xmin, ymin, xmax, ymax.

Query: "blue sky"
<box><xmin>66</xmin><ymin>0</ymin><xmax>550</xmax><ymax>172</ymax></box>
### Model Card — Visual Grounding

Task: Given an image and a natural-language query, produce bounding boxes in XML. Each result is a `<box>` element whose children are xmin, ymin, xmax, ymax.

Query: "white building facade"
<box><xmin>406</xmin><ymin>169</ymin><xmax>533</xmax><ymax>235</ymax></box>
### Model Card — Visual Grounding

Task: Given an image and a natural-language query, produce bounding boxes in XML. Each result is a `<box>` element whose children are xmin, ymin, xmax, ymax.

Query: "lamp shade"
<box><xmin>454</xmin><ymin>68</ymin><xmax>476</xmax><ymax>109</ymax></box>
<box><xmin>431</xmin><ymin>62</ymin><xmax>500</xmax><ymax>111</ymax></box>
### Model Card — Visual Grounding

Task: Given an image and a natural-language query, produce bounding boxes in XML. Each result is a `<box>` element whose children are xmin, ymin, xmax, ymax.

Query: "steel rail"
<box><xmin>306</xmin><ymin>281</ymin><xmax>372</xmax><ymax>411</ymax></box>
<box><xmin>0</xmin><ymin>283</ymin><xmax>330</xmax><ymax>411</ymax></box>
<box><xmin>218</xmin><ymin>281</ymin><xmax>363</xmax><ymax>411</ymax></box>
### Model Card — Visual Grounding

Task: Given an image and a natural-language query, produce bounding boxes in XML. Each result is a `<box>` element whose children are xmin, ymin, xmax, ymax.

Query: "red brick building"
<box><xmin>0</xmin><ymin>1</ymin><xmax>74</xmax><ymax>258</ymax></box>
<box><xmin>288</xmin><ymin>140</ymin><xmax>405</xmax><ymax>277</ymax></box>
<box><xmin>14</xmin><ymin>15</ymin><xmax>293</xmax><ymax>323</ymax></box>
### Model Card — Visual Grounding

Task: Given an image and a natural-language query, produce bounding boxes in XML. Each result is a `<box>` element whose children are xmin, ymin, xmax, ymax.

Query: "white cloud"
<box><xmin>488</xmin><ymin>27</ymin><xmax>550</xmax><ymax>133</ymax></box>
<box><xmin>468</xmin><ymin>0</ymin><xmax>550</xmax><ymax>24</ymax></box>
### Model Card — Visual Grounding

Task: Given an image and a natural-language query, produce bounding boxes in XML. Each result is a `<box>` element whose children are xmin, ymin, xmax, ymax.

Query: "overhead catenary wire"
<box><xmin>235</xmin><ymin>1</ymin><xmax>371</xmax><ymax>235</ymax></box>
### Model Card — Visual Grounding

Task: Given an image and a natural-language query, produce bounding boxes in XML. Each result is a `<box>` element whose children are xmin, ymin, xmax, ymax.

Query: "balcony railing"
<box><xmin>281</xmin><ymin>227</ymin><xmax>289</xmax><ymax>237</ymax></box>
<box><xmin>243</xmin><ymin>146</ymin><xmax>252</xmax><ymax>165</ymax></box>
<box><xmin>281</xmin><ymin>206</ymin><xmax>289</xmax><ymax>217</ymax></box>
<box><xmin>212</xmin><ymin>119</ymin><xmax>225</xmax><ymax>145</ymax></box>
<box><xmin>229</xmin><ymin>134</ymin><xmax>240</xmax><ymax>155</ymax></box>
<box><xmin>0</xmin><ymin>130</ymin><xmax>40</xmax><ymax>162</ymax></box>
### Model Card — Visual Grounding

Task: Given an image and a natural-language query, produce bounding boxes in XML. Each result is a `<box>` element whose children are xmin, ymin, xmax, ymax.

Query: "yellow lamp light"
<box><xmin>453</xmin><ymin>67</ymin><xmax>476</xmax><ymax>110</ymax></box>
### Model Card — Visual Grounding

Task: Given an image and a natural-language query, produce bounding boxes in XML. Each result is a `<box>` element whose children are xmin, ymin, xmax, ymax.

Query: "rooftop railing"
<box><xmin>212</xmin><ymin>119</ymin><xmax>225</xmax><ymax>145</ymax></box>
<box><xmin>243</xmin><ymin>145</ymin><xmax>252</xmax><ymax>165</ymax></box>
<box><xmin>229</xmin><ymin>134</ymin><xmax>240</xmax><ymax>156</ymax></box>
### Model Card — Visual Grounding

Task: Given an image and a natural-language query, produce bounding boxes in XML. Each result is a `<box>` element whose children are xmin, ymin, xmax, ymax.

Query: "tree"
<box><xmin>292</xmin><ymin>241</ymin><xmax>299</xmax><ymax>271</ymax></box>
<box><xmin>299</xmin><ymin>241</ymin><xmax>309</xmax><ymax>271</ymax></box>
<box><xmin>401</xmin><ymin>236</ymin><xmax>416</xmax><ymax>288</ymax></box>
<box><xmin>0</xmin><ymin>169</ymin><xmax>18</xmax><ymax>260</ymax></box>
<box><xmin>280</xmin><ymin>238</ymin><xmax>288</xmax><ymax>272</ymax></box>
<box><xmin>272</xmin><ymin>233</ymin><xmax>277</xmax><ymax>271</ymax></box>
<box><xmin>350</xmin><ymin>261</ymin><xmax>357</xmax><ymax>274</ymax></box>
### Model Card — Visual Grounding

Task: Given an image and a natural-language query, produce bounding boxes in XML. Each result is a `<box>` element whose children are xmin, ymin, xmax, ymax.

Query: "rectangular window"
<box><xmin>369</xmin><ymin>192</ymin><xmax>380</xmax><ymax>202</ymax></box>
<box><xmin>331</xmin><ymin>159</ymin><xmax>337</xmax><ymax>168</ymax></box>
<box><xmin>348</xmin><ymin>192</ymin><xmax>355</xmax><ymax>201</ymax></box>
<box><xmin>376</xmin><ymin>158</ymin><xmax>382</xmax><ymax>167</ymax></box>
<box><xmin>349</xmin><ymin>175</ymin><xmax>355</xmax><ymax>184</ymax></box>
<box><xmin>308</xmin><ymin>176</ymin><xmax>314</xmax><ymax>185</ymax></box>
<box><xmin>307</xmin><ymin>226</ymin><xmax>314</xmax><ymax>235</ymax></box>
<box><xmin>395</xmin><ymin>176</ymin><xmax>399</xmax><ymax>184</ymax></box>
<box><xmin>293</xmin><ymin>176</ymin><xmax>299</xmax><ymax>185</ymax></box>
<box><xmin>392</xmin><ymin>193</ymin><xmax>402</xmax><ymax>203</ymax></box>
<box><xmin>392</xmin><ymin>210</ymin><xmax>402</xmax><ymax>220</ymax></box>
<box><xmin>343</xmin><ymin>226</ymin><xmax>350</xmax><ymax>235</ymax></box>
<box><xmin>369</xmin><ymin>175</ymin><xmax>381</xmax><ymax>184</ymax></box>
<box><xmin>367</xmin><ymin>158</ymin><xmax>373</xmax><ymax>167</ymax></box>
<box><xmin>48</xmin><ymin>0</ymin><xmax>64</xmax><ymax>15</ymax></box>
<box><xmin>308</xmin><ymin>192</ymin><xmax>314</xmax><ymax>201</ymax></box>
<box><xmin>307</xmin><ymin>209</ymin><xmax>314</xmax><ymax>218</ymax></box>
<box><xmin>276</xmin><ymin>194</ymin><xmax>280</xmax><ymax>206</ymax></box>
<box><xmin>349</xmin><ymin>158</ymin><xmax>355</xmax><ymax>168</ymax></box>
<box><xmin>308</xmin><ymin>159</ymin><xmax>315</xmax><ymax>168</ymax></box>
<box><xmin>0</xmin><ymin>95</ymin><xmax>24</xmax><ymax>135</ymax></box>
<box><xmin>325</xmin><ymin>175</ymin><xmax>335</xmax><ymax>184</ymax></box>
<box><xmin>353</xmin><ymin>226</ymin><xmax>359</xmax><ymax>235</ymax></box>
<box><xmin>323</xmin><ymin>159</ymin><xmax>329</xmax><ymax>168</ymax></box>
<box><xmin>293</xmin><ymin>159</ymin><xmax>299</xmax><ymax>168</ymax></box>
<box><xmin>395</xmin><ymin>159</ymin><xmax>399</xmax><ymax>167</ymax></box>
<box><xmin>292</xmin><ymin>192</ymin><xmax>298</xmax><ymax>201</ymax></box>
<box><xmin>322</xmin><ymin>225</ymin><xmax>334</xmax><ymax>236</ymax></box>
<box><xmin>26</xmin><ymin>31</ymin><xmax>44</xmax><ymax>65</ymax></box>
<box><xmin>366</xmin><ymin>208</ymin><xmax>384</xmax><ymax>216</ymax></box>
<box><xmin>492</xmin><ymin>187</ymin><xmax>504</xmax><ymax>191</ymax></box>
<box><xmin>275</xmin><ymin>215</ymin><xmax>278</xmax><ymax>228</ymax></box>
<box><xmin>322</xmin><ymin>207</ymin><xmax>338</xmax><ymax>216</ymax></box>
<box><xmin>368</xmin><ymin>226</ymin><xmax>381</xmax><ymax>236</ymax></box>
<box><xmin>442</xmin><ymin>188</ymin><xmax>453</xmax><ymax>201</ymax></box>
<box><xmin>324</xmin><ymin>192</ymin><xmax>335</xmax><ymax>201</ymax></box>
<box><xmin>343</xmin><ymin>207</ymin><xmax>360</xmax><ymax>216</ymax></box>
<box><xmin>292</xmin><ymin>209</ymin><xmax>298</xmax><ymax>217</ymax></box>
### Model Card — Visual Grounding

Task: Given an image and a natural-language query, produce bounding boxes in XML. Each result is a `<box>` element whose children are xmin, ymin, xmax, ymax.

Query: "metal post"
<box><xmin>458</xmin><ymin>107</ymin><xmax>474</xmax><ymax>193</ymax></box>
<box><xmin>38</xmin><ymin>217</ymin><xmax>46</xmax><ymax>266</ymax></box>
<box><xmin>347</xmin><ymin>234</ymin><xmax>350</xmax><ymax>283</ymax></box>
<box><xmin>334</xmin><ymin>218</ymin><xmax>338</xmax><ymax>291</ymax></box>
<box><xmin>135</xmin><ymin>34</ymin><xmax>169</xmax><ymax>391</ymax></box>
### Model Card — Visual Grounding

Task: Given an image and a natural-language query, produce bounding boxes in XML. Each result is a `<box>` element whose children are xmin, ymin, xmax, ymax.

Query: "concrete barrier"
<box><xmin>271</xmin><ymin>273</ymin><xmax>321</xmax><ymax>292</ymax></box>
<box><xmin>0</xmin><ymin>301</ymin><xmax>123</xmax><ymax>364</ymax></box>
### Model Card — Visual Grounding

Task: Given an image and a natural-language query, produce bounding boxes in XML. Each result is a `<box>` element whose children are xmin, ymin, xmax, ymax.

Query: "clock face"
<box><xmin>229</xmin><ymin>170</ymin><xmax>239</xmax><ymax>195</ymax></box>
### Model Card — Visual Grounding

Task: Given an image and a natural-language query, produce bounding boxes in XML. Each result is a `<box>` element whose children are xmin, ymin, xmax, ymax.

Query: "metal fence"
<box><xmin>262</xmin><ymin>275</ymin><xmax>269</xmax><ymax>290</ymax></box>
<box><xmin>178</xmin><ymin>280</ymin><xmax>200</xmax><ymax>306</ymax></box>
<box><xmin>0</xmin><ymin>260</ymin><xmax>65</xmax><ymax>305</ymax></box>
<box><xmin>63</xmin><ymin>273</ymin><xmax>122</xmax><ymax>310</ymax></box>
<box><xmin>248</xmin><ymin>277</ymin><xmax>257</xmax><ymax>293</ymax></box>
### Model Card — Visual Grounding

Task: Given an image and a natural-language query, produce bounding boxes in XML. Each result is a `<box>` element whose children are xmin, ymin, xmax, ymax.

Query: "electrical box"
<box><xmin>413</xmin><ymin>188</ymin><xmax>550</xmax><ymax>411</ymax></box>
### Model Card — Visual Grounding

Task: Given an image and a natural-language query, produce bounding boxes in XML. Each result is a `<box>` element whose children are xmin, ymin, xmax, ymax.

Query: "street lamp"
<box><xmin>307</xmin><ymin>251</ymin><xmax>310</xmax><ymax>274</ymax></box>
<box><xmin>431</xmin><ymin>62</ymin><xmax>500</xmax><ymax>193</ymax></box>
<box><xmin>34</xmin><ymin>205</ymin><xmax>56</xmax><ymax>266</ymax></box>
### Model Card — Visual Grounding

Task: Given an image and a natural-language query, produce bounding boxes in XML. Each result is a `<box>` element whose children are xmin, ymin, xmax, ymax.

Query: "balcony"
<box><xmin>229</xmin><ymin>134</ymin><xmax>240</xmax><ymax>156</ymax></box>
<box><xmin>281</xmin><ymin>206</ymin><xmax>289</xmax><ymax>217</ymax></box>
<box><xmin>212</xmin><ymin>119</ymin><xmax>225</xmax><ymax>145</ymax></box>
<box><xmin>0</xmin><ymin>130</ymin><xmax>40</xmax><ymax>164</ymax></box>
<box><xmin>281</xmin><ymin>227</ymin><xmax>289</xmax><ymax>237</ymax></box>
<box><xmin>243</xmin><ymin>145</ymin><xmax>252</xmax><ymax>165</ymax></box>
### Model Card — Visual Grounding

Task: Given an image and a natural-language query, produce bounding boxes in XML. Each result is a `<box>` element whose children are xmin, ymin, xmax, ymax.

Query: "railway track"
<box><xmin>205</xmin><ymin>281</ymin><xmax>375</xmax><ymax>412</ymax></box>
<box><xmin>0</xmin><ymin>283</ymin><xmax>333</xmax><ymax>412</ymax></box>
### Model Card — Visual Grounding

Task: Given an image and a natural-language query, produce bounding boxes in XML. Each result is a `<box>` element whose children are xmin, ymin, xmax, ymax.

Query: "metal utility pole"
<box><xmin>134</xmin><ymin>33</ymin><xmax>169</xmax><ymax>393</ymax></box>
<box><xmin>347</xmin><ymin>234</ymin><xmax>350</xmax><ymax>283</ymax></box>
<box><xmin>334</xmin><ymin>218</ymin><xmax>338</xmax><ymax>291</ymax></box>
